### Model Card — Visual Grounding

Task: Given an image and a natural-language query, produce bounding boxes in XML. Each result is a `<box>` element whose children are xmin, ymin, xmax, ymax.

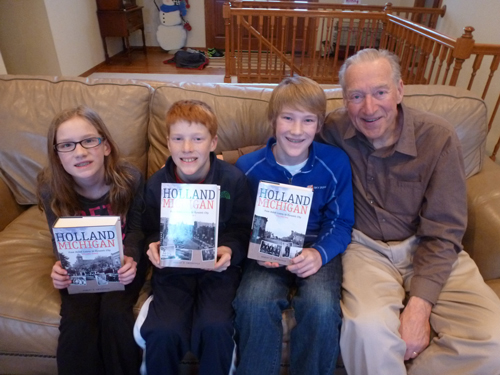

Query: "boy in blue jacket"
<box><xmin>136</xmin><ymin>100</ymin><xmax>253</xmax><ymax>375</ymax></box>
<box><xmin>233</xmin><ymin>77</ymin><xmax>355</xmax><ymax>375</ymax></box>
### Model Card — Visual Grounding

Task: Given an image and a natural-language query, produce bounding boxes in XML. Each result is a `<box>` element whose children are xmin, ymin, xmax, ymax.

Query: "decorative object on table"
<box><xmin>155</xmin><ymin>0</ymin><xmax>191</xmax><ymax>51</ymax></box>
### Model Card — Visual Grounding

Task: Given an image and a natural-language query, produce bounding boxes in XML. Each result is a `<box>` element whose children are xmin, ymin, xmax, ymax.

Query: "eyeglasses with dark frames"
<box><xmin>54</xmin><ymin>137</ymin><xmax>104</xmax><ymax>153</ymax></box>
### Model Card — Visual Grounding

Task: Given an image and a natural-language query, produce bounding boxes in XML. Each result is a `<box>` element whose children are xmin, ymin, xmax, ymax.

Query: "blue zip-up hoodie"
<box><xmin>235</xmin><ymin>138</ymin><xmax>354</xmax><ymax>265</ymax></box>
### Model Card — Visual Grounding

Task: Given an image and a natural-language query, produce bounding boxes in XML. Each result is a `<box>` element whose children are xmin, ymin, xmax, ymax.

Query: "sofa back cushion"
<box><xmin>148</xmin><ymin>83</ymin><xmax>487</xmax><ymax>178</ymax></box>
<box><xmin>0</xmin><ymin>75</ymin><xmax>152</xmax><ymax>205</ymax></box>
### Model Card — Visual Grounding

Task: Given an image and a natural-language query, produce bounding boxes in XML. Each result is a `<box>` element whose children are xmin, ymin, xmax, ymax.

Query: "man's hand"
<box><xmin>213</xmin><ymin>246</ymin><xmax>232</xmax><ymax>272</ymax></box>
<box><xmin>118</xmin><ymin>255</ymin><xmax>137</xmax><ymax>285</ymax></box>
<box><xmin>286</xmin><ymin>248</ymin><xmax>322</xmax><ymax>278</ymax></box>
<box><xmin>147</xmin><ymin>241</ymin><xmax>163</xmax><ymax>269</ymax></box>
<box><xmin>399</xmin><ymin>296</ymin><xmax>432</xmax><ymax>360</ymax></box>
<box><xmin>51</xmin><ymin>261</ymin><xmax>71</xmax><ymax>289</ymax></box>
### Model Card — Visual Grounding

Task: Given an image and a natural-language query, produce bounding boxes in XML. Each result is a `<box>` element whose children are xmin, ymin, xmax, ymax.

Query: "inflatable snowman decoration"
<box><xmin>156</xmin><ymin>0</ymin><xmax>191</xmax><ymax>51</ymax></box>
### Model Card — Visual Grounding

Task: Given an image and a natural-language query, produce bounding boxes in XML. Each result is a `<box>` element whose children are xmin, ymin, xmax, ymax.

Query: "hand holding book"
<box><xmin>212</xmin><ymin>246</ymin><xmax>232</xmax><ymax>272</ymax></box>
<box><xmin>147</xmin><ymin>241</ymin><xmax>162</xmax><ymax>269</ymax></box>
<box><xmin>51</xmin><ymin>260</ymin><xmax>71</xmax><ymax>289</ymax></box>
<box><xmin>286</xmin><ymin>247</ymin><xmax>322</xmax><ymax>278</ymax></box>
<box><xmin>118</xmin><ymin>255</ymin><xmax>137</xmax><ymax>285</ymax></box>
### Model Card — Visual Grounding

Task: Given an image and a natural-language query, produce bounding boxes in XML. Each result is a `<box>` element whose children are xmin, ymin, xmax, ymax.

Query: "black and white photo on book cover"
<box><xmin>159</xmin><ymin>183</ymin><xmax>220</xmax><ymax>269</ymax></box>
<box><xmin>248</xmin><ymin>181</ymin><xmax>313</xmax><ymax>265</ymax></box>
<box><xmin>52</xmin><ymin>216</ymin><xmax>124</xmax><ymax>294</ymax></box>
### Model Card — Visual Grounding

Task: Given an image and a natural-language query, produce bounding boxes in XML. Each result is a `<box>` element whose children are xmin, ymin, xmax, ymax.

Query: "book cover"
<box><xmin>159</xmin><ymin>183</ymin><xmax>220</xmax><ymax>269</ymax></box>
<box><xmin>248</xmin><ymin>181</ymin><xmax>314</xmax><ymax>265</ymax></box>
<box><xmin>52</xmin><ymin>216</ymin><xmax>125</xmax><ymax>294</ymax></box>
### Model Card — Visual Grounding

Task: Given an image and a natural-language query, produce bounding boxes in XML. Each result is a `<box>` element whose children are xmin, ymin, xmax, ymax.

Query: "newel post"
<box><xmin>450</xmin><ymin>26</ymin><xmax>475</xmax><ymax>86</ymax></box>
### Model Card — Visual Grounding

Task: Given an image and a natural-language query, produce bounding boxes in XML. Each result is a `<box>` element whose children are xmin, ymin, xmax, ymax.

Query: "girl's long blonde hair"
<box><xmin>37</xmin><ymin>106</ymin><xmax>137</xmax><ymax>219</ymax></box>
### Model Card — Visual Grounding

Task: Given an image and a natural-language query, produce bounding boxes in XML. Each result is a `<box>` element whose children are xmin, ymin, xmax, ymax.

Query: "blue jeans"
<box><xmin>233</xmin><ymin>256</ymin><xmax>342</xmax><ymax>375</ymax></box>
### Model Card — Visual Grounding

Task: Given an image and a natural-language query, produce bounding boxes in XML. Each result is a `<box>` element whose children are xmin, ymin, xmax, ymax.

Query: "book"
<box><xmin>52</xmin><ymin>216</ymin><xmax>125</xmax><ymax>294</ymax></box>
<box><xmin>159</xmin><ymin>183</ymin><xmax>220</xmax><ymax>269</ymax></box>
<box><xmin>248</xmin><ymin>181</ymin><xmax>314</xmax><ymax>265</ymax></box>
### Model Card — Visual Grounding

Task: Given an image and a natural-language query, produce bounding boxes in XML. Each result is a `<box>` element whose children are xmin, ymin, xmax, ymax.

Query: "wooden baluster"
<box><xmin>223</xmin><ymin>3</ymin><xmax>231</xmax><ymax>82</ymax></box>
<box><xmin>301</xmin><ymin>17</ymin><xmax>309</xmax><ymax>77</ymax></box>
<box><xmin>237</xmin><ymin>14</ymin><xmax>242</xmax><ymax>81</ymax></box>
<box><xmin>434</xmin><ymin>46</ymin><xmax>448</xmax><ymax>85</ymax></box>
<box><xmin>257</xmin><ymin>15</ymin><xmax>263</xmax><ymax>81</ymax></box>
<box><xmin>247</xmin><ymin>15</ymin><xmax>252</xmax><ymax>80</ymax></box>
<box><xmin>482</xmin><ymin>54</ymin><xmax>500</xmax><ymax>99</ymax></box>
<box><xmin>488</xmin><ymin>92</ymin><xmax>500</xmax><ymax>136</ymax></box>
<box><xmin>357</xmin><ymin>18</ymin><xmax>365</xmax><ymax>52</ymax></box>
<box><xmin>426</xmin><ymin>42</ymin><xmax>440</xmax><ymax>84</ymax></box>
<box><xmin>442</xmin><ymin>49</ymin><xmax>454</xmax><ymax>85</ymax></box>
<box><xmin>416</xmin><ymin>37</ymin><xmax>432</xmax><ymax>84</ymax></box>
<box><xmin>450</xmin><ymin>27</ymin><xmax>475</xmax><ymax>86</ymax></box>
<box><xmin>279</xmin><ymin>15</ymin><xmax>287</xmax><ymax>81</ymax></box>
<box><xmin>468</xmin><ymin>54</ymin><xmax>484</xmax><ymax>90</ymax></box>
<box><xmin>343</xmin><ymin>18</ymin><xmax>353</xmax><ymax>61</ymax></box>
<box><xmin>291</xmin><ymin>16</ymin><xmax>298</xmax><ymax>76</ymax></box>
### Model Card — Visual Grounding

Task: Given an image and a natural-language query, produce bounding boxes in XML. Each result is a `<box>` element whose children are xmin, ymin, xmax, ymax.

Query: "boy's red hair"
<box><xmin>166</xmin><ymin>100</ymin><xmax>218</xmax><ymax>138</ymax></box>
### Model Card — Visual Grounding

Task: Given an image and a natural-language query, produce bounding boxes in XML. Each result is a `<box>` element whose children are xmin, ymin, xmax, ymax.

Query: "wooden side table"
<box><xmin>96</xmin><ymin>6</ymin><xmax>147</xmax><ymax>63</ymax></box>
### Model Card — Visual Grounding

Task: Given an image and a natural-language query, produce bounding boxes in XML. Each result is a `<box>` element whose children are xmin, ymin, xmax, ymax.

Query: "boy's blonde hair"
<box><xmin>268</xmin><ymin>76</ymin><xmax>326</xmax><ymax>134</ymax></box>
<box><xmin>166</xmin><ymin>100</ymin><xmax>218</xmax><ymax>138</ymax></box>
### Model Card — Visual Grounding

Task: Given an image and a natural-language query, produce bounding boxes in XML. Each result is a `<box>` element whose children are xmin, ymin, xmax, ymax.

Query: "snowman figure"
<box><xmin>156</xmin><ymin>0</ymin><xmax>191</xmax><ymax>51</ymax></box>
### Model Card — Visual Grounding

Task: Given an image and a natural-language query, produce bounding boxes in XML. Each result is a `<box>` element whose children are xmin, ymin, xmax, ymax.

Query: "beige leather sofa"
<box><xmin>0</xmin><ymin>75</ymin><xmax>499</xmax><ymax>375</ymax></box>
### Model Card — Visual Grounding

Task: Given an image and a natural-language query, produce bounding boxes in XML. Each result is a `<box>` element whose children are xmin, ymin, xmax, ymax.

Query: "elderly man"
<box><xmin>321</xmin><ymin>48</ymin><xmax>500</xmax><ymax>375</ymax></box>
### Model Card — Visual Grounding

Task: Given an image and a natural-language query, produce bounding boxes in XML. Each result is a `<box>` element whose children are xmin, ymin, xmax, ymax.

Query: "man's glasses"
<box><xmin>54</xmin><ymin>137</ymin><xmax>104</xmax><ymax>153</ymax></box>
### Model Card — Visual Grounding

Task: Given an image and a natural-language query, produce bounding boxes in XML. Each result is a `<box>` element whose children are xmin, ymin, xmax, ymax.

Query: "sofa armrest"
<box><xmin>0</xmin><ymin>178</ymin><xmax>27</xmax><ymax>232</ymax></box>
<box><xmin>463</xmin><ymin>158</ymin><xmax>500</xmax><ymax>281</ymax></box>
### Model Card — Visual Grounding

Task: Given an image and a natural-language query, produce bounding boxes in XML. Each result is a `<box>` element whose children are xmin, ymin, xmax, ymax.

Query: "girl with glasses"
<box><xmin>36</xmin><ymin>105</ymin><xmax>146</xmax><ymax>375</ymax></box>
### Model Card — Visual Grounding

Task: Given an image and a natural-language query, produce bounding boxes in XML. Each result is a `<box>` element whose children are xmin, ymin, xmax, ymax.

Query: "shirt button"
<box><xmin>369</xmin><ymin>200</ymin><xmax>374</xmax><ymax>204</ymax></box>
<box><xmin>368</xmin><ymin>176</ymin><xmax>374</xmax><ymax>181</ymax></box>
<box><xmin>381</xmin><ymin>219</ymin><xmax>386</xmax><ymax>222</ymax></box>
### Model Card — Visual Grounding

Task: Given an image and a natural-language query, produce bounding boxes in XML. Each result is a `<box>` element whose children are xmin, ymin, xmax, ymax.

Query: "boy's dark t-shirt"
<box><xmin>143</xmin><ymin>153</ymin><xmax>253</xmax><ymax>275</ymax></box>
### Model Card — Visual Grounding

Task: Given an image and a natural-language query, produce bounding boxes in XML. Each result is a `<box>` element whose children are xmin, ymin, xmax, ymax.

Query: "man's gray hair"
<box><xmin>338</xmin><ymin>49</ymin><xmax>402</xmax><ymax>92</ymax></box>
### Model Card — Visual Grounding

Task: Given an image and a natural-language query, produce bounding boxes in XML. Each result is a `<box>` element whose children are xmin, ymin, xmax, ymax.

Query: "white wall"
<box><xmin>436</xmin><ymin>0</ymin><xmax>500</xmax><ymax>159</ymax></box>
<box><xmin>44</xmin><ymin>0</ymin><xmax>108</xmax><ymax>76</ymax></box>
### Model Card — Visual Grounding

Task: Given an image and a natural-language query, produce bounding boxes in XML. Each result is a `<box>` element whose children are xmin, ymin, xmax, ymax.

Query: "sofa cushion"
<box><xmin>147</xmin><ymin>83</ymin><xmax>486</xmax><ymax>179</ymax></box>
<box><xmin>0</xmin><ymin>207</ymin><xmax>59</xmax><ymax>363</ymax></box>
<box><xmin>0</xmin><ymin>75</ymin><xmax>152</xmax><ymax>205</ymax></box>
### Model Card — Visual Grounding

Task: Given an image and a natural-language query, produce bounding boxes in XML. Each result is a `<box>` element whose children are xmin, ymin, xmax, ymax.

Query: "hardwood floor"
<box><xmin>80</xmin><ymin>47</ymin><xmax>225</xmax><ymax>77</ymax></box>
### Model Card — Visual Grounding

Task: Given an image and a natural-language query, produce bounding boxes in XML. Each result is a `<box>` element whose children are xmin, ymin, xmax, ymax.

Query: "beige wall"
<box><xmin>0</xmin><ymin>51</ymin><xmax>7</xmax><ymax>74</ymax></box>
<box><xmin>436</xmin><ymin>0</ymin><xmax>500</xmax><ymax>159</ymax></box>
<box><xmin>0</xmin><ymin>0</ymin><xmax>60</xmax><ymax>75</ymax></box>
<box><xmin>44</xmin><ymin>0</ymin><xmax>111</xmax><ymax>76</ymax></box>
<box><xmin>0</xmin><ymin>0</ymin><xmax>125</xmax><ymax>76</ymax></box>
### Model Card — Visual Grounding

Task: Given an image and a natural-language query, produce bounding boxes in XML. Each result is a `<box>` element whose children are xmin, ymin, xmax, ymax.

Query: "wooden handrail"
<box><xmin>224</xmin><ymin>4</ymin><xmax>499</xmax><ymax>160</ymax></box>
